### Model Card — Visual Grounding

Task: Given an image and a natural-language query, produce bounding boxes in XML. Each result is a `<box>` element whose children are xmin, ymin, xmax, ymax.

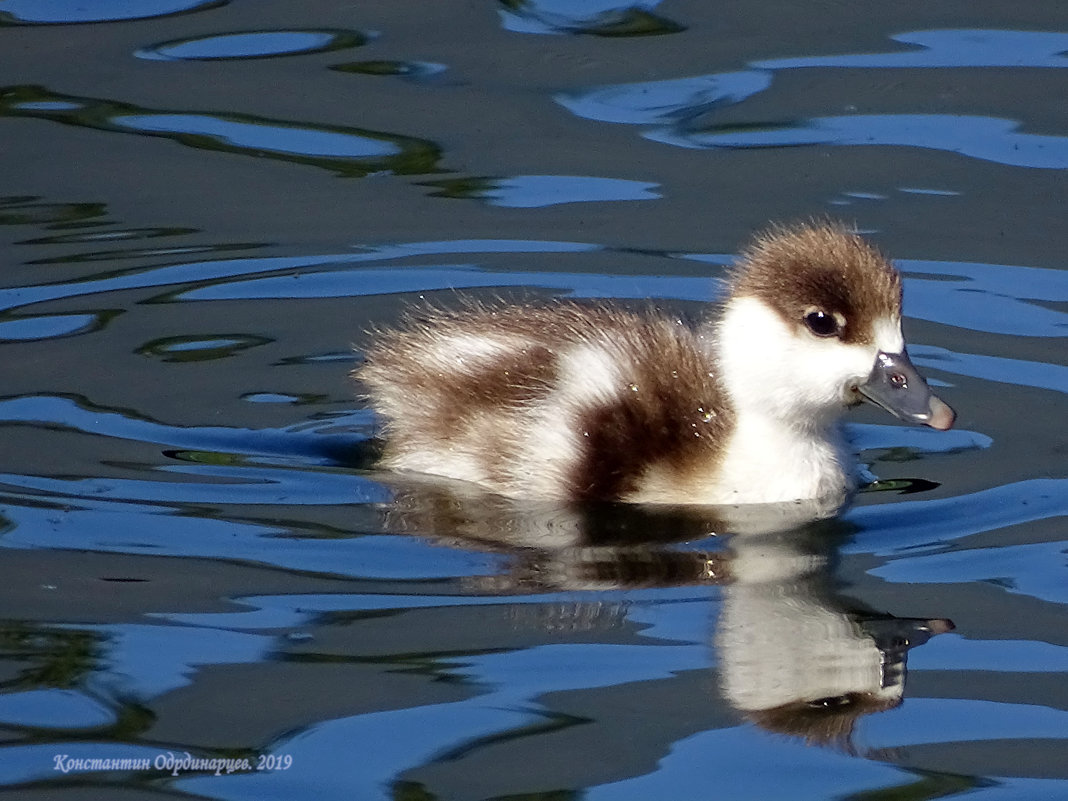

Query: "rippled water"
<box><xmin>1</xmin><ymin>1</ymin><xmax>1065</xmax><ymax>799</ymax></box>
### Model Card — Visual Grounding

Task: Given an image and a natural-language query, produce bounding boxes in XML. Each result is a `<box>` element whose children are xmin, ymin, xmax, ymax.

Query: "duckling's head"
<box><xmin>716</xmin><ymin>222</ymin><xmax>954</xmax><ymax>430</ymax></box>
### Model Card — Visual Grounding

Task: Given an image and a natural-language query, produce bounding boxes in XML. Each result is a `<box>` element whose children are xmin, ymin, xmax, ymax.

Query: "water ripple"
<box><xmin>870</xmin><ymin>541</ymin><xmax>1068</xmax><ymax>605</ymax></box>
<box><xmin>330</xmin><ymin>61</ymin><xmax>447</xmax><ymax>81</ymax></box>
<box><xmin>911</xmin><ymin>346</ymin><xmax>1068</xmax><ymax>394</ymax></box>
<box><xmin>557</xmin><ymin>28</ymin><xmax>1068</xmax><ymax>168</ymax></box>
<box><xmin>0</xmin><ymin>493</ymin><xmax>497</xmax><ymax>579</ymax></box>
<box><xmin>556</xmin><ymin>71</ymin><xmax>773</xmax><ymax>125</ymax></box>
<box><xmin>136</xmin><ymin>334</ymin><xmax>272</xmax><ymax>362</ymax></box>
<box><xmin>754</xmin><ymin>29</ymin><xmax>1068</xmax><ymax>70</ymax></box>
<box><xmin>17</xmin><ymin>226</ymin><xmax>197</xmax><ymax>245</ymax></box>
<box><xmin>847</xmin><ymin>423</ymin><xmax>992</xmax><ymax>454</ymax></box>
<box><xmin>0</xmin><ymin>689</ymin><xmax>114</xmax><ymax>729</ymax></box>
<box><xmin>0</xmin><ymin>242</ymin><xmax>605</xmax><ymax>313</ymax></box>
<box><xmin>0</xmin><ymin>0</ymin><xmax>223</xmax><ymax>25</ymax></box>
<box><xmin>136</xmin><ymin>29</ymin><xmax>368</xmax><ymax>61</ymax></box>
<box><xmin>846</xmin><ymin>479</ymin><xmax>1068</xmax><ymax>554</ymax></box>
<box><xmin>913</xmin><ymin>633</ymin><xmax>1068</xmax><ymax>673</ymax></box>
<box><xmin>0</xmin><ymin>86</ymin><xmax>443</xmax><ymax>177</ymax></box>
<box><xmin>498</xmin><ymin>0</ymin><xmax>684</xmax><ymax>37</ymax></box>
<box><xmin>3</xmin><ymin>238</ymin><xmax>1063</xmax><ymax>348</ymax></box>
<box><xmin>421</xmin><ymin>174</ymin><xmax>661</xmax><ymax>207</ymax></box>
<box><xmin>0</xmin><ymin>311</ymin><xmax>117</xmax><ymax>341</ymax></box>
<box><xmin>865</xmin><ymin>697</ymin><xmax>1068</xmax><ymax>747</ymax></box>
<box><xmin>174</xmin><ymin>265</ymin><xmax>714</xmax><ymax>302</ymax></box>
<box><xmin>0</xmin><ymin>253</ymin><xmax>357</xmax><ymax>313</ymax></box>
<box><xmin>116</xmin><ymin>113</ymin><xmax>398</xmax><ymax>158</ymax></box>
<box><xmin>0</xmin><ymin>196</ymin><xmax>105</xmax><ymax>226</ymax></box>
<box><xmin>900</xmin><ymin>259</ymin><xmax>1068</xmax><ymax>337</ymax></box>
<box><xmin>0</xmin><ymin>393</ymin><xmax>368</xmax><ymax>465</ymax></box>
<box><xmin>647</xmin><ymin>114</ymin><xmax>1068</xmax><ymax>170</ymax></box>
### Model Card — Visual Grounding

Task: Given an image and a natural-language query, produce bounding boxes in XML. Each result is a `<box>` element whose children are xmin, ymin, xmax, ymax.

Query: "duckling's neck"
<box><xmin>698</xmin><ymin>296</ymin><xmax>855</xmax><ymax>504</ymax></box>
<box><xmin>713</xmin><ymin>412</ymin><xmax>853</xmax><ymax>504</ymax></box>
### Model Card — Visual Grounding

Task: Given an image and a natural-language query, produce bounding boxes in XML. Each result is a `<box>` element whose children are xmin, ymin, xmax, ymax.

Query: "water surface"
<box><xmin>0</xmin><ymin>1</ymin><xmax>1065</xmax><ymax>799</ymax></box>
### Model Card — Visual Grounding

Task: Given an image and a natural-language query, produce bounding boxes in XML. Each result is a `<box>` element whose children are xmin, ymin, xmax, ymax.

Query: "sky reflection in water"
<box><xmin>559</xmin><ymin>29</ymin><xmax>1068</xmax><ymax>168</ymax></box>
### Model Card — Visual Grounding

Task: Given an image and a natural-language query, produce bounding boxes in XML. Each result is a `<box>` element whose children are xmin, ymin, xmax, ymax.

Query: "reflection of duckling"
<box><xmin>717</xmin><ymin>530</ymin><xmax>953</xmax><ymax>749</ymax></box>
<box><xmin>377</xmin><ymin>471</ymin><xmax>857</xmax><ymax>593</ymax></box>
<box><xmin>381</xmin><ymin>481</ymin><xmax>950</xmax><ymax>749</ymax></box>
<box><xmin>358</xmin><ymin>222</ymin><xmax>953</xmax><ymax>505</ymax></box>
<box><xmin>379</xmin><ymin>477</ymin><xmax>725</xmax><ymax>593</ymax></box>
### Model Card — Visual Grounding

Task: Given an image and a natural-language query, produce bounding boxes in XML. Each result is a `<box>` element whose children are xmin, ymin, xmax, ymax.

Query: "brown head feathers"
<box><xmin>730</xmin><ymin>222</ymin><xmax>902</xmax><ymax>345</ymax></box>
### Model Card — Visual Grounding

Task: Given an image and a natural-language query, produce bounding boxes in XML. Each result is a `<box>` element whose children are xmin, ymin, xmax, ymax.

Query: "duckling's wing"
<box><xmin>358</xmin><ymin>303</ymin><xmax>731</xmax><ymax>501</ymax></box>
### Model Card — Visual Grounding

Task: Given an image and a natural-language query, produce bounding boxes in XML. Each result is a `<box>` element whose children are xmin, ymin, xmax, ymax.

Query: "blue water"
<box><xmin>0</xmin><ymin>1</ymin><xmax>1065</xmax><ymax>799</ymax></box>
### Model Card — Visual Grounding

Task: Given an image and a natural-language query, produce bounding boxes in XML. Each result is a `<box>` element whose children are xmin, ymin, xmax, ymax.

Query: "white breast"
<box><xmin>716</xmin><ymin>417</ymin><xmax>852</xmax><ymax>504</ymax></box>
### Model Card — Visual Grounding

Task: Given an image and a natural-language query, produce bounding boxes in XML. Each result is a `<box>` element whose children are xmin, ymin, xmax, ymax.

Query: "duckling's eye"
<box><xmin>806</xmin><ymin>695</ymin><xmax>853</xmax><ymax>709</ymax></box>
<box><xmin>804</xmin><ymin>310</ymin><xmax>840</xmax><ymax>338</ymax></box>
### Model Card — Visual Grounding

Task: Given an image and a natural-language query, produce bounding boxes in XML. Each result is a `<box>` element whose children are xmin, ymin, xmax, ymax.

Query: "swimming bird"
<box><xmin>357</xmin><ymin>222</ymin><xmax>954</xmax><ymax>506</ymax></box>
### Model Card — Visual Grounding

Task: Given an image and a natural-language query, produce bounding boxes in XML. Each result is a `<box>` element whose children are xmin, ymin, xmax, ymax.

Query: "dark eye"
<box><xmin>806</xmin><ymin>695</ymin><xmax>853</xmax><ymax>710</ymax></box>
<box><xmin>804</xmin><ymin>309</ymin><xmax>840</xmax><ymax>338</ymax></box>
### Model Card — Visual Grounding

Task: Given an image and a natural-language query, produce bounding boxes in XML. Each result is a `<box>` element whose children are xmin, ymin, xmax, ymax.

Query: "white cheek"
<box><xmin>799</xmin><ymin>339</ymin><xmax>877</xmax><ymax>396</ymax></box>
<box><xmin>717</xmin><ymin>296</ymin><xmax>877</xmax><ymax>414</ymax></box>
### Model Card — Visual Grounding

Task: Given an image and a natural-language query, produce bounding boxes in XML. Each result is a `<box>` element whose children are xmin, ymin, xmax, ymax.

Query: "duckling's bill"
<box><xmin>857</xmin><ymin>350</ymin><xmax>955</xmax><ymax>431</ymax></box>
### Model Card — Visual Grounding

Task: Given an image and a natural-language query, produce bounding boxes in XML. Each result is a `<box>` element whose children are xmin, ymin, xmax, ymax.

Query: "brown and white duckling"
<box><xmin>357</xmin><ymin>222</ymin><xmax>954</xmax><ymax>506</ymax></box>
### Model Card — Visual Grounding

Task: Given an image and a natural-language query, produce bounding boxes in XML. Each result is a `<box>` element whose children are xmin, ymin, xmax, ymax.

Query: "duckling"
<box><xmin>356</xmin><ymin>222</ymin><xmax>954</xmax><ymax>505</ymax></box>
